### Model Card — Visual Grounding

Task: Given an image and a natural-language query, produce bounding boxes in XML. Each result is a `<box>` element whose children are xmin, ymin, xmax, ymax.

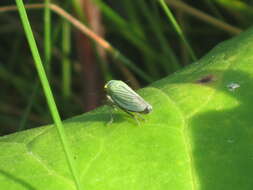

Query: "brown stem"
<box><xmin>0</xmin><ymin>3</ymin><xmax>111</xmax><ymax>50</ymax></box>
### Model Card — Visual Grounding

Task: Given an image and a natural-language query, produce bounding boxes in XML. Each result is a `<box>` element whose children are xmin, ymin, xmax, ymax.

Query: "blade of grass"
<box><xmin>0</xmin><ymin>65</ymin><xmax>48</xmax><ymax>118</ymax></box>
<box><xmin>150</xmin><ymin>0</ymin><xmax>180</xmax><ymax>69</ymax></box>
<box><xmin>44</xmin><ymin>0</ymin><xmax>51</xmax><ymax>74</ymax></box>
<box><xmin>7</xmin><ymin>33</ymin><xmax>23</xmax><ymax>70</ymax></box>
<box><xmin>51</xmin><ymin>2</ymin><xmax>152</xmax><ymax>82</ymax></box>
<box><xmin>18</xmin><ymin>81</ymin><xmax>39</xmax><ymax>131</ymax></box>
<box><xmin>165</xmin><ymin>0</ymin><xmax>242</xmax><ymax>35</ymax></box>
<box><xmin>158</xmin><ymin>0</ymin><xmax>197</xmax><ymax>61</ymax></box>
<box><xmin>121</xmin><ymin>0</ymin><xmax>160</xmax><ymax>77</ymax></box>
<box><xmin>62</xmin><ymin>20</ymin><xmax>72</xmax><ymax>98</ymax></box>
<box><xmin>93</xmin><ymin>0</ymin><xmax>161</xmax><ymax>77</ymax></box>
<box><xmin>0</xmin><ymin>66</ymin><xmax>31</xmax><ymax>94</ymax></box>
<box><xmin>205</xmin><ymin>0</ymin><xmax>225</xmax><ymax>21</ymax></box>
<box><xmin>72</xmin><ymin>0</ymin><xmax>86</xmax><ymax>21</ymax></box>
<box><xmin>121</xmin><ymin>0</ymin><xmax>143</xmax><ymax>36</ymax></box>
<box><xmin>109</xmin><ymin>48</ymin><xmax>153</xmax><ymax>82</ymax></box>
<box><xmin>215</xmin><ymin>0</ymin><xmax>253</xmax><ymax>13</ymax></box>
<box><xmin>137</xmin><ymin>0</ymin><xmax>180</xmax><ymax>71</ymax></box>
<box><xmin>14</xmin><ymin>1</ymin><xmax>82</xmax><ymax>190</ymax></box>
<box><xmin>0</xmin><ymin>3</ymin><xmax>153</xmax><ymax>82</ymax></box>
<box><xmin>48</xmin><ymin>3</ymin><xmax>153</xmax><ymax>82</ymax></box>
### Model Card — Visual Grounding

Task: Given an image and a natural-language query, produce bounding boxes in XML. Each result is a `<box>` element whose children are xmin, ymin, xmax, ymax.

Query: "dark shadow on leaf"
<box><xmin>0</xmin><ymin>170</ymin><xmax>36</xmax><ymax>190</ymax></box>
<box><xmin>63</xmin><ymin>111</ymin><xmax>131</xmax><ymax>126</ymax></box>
<box><xmin>188</xmin><ymin>70</ymin><xmax>253</xmax><ymax>190</ymax></box>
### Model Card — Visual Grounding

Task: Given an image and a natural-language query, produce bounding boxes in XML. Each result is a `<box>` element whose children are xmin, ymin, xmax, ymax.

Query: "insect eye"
<box><xmin>147</xmin><ymin>105</ymin><xmax>152</xmax><ymax>112</ymax></box>
<box><xmin>141</xmin><ymin>105</ymin><xmax>152</xmax><ymax>114</ymax></box>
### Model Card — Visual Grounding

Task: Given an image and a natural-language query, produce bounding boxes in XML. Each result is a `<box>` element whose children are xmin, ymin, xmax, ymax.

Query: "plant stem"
<box><xmin>14</xmin><ymin>0</ymin><xmax>82</xmax><ymax>189</ymax></box>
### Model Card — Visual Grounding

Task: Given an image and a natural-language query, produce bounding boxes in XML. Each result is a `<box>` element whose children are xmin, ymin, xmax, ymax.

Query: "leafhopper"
<box><xmin>104</xmin><ymin>80</ymin><xmax>152</xmax><ymax>124</ymax></box>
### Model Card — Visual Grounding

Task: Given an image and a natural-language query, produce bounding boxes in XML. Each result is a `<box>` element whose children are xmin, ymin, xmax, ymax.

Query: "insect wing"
<box><xmin>110</xmin><ymin>83</ymin><xmax>148</xmax><ymax>112</ymax></box>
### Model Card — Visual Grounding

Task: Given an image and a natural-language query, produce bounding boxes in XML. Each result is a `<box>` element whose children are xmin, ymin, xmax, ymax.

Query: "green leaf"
<box><xmin>1</xmin><ymin>28</ymin><xmax>253</xmax><ymax>189</ymax></box>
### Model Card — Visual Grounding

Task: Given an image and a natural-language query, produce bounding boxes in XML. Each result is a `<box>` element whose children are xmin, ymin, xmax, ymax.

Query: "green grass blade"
<box><xmin>158</xmin><ymin>0</ymin><xmax>197</xmax><ymax>61</ymax></box>
<box><xmin>72</xmin><ymin>0</ymin><xmax>86</xmax><ymax>21</ymax></box>
<box><xmin>121</xmin><ymin>0</ymin><xmax>160</xmax><ymax>77</ymax></box>
<box><xmin>18</xmin><ymin>82</ymin><xmax>39</xmax><ymax>131</ymax></box>
<box><xmin>205</xmin><ymin>0</ymin><xmax>225</xmax><ymax>21</ymax></box>
<box><xmin>137</xmin><ymin>0</ymin><xmax>180</xmax><ymax>71</ymax></box>
<box><xmin>14</xmin><ymin>1</ymin><xmax>82</xmax><ymax>189</ymax></box>
<box><xmin>110</xmin><ymin>48</ymin><xmax>153</xmax><ymax>82</ymax></box>
<box><xmin>44</xmin><ymin>0</ymin><xmax>52</xmax><ymax>74</ymax></box>
<box><xmin>93</xmin><ymin>0</ymin><xmax>161</xmax><ymax>76</ymax></box>
<box><xmin>62</xmin><ymin>21</ymin><xmax>72</xmax><ymax>98</ymax></box>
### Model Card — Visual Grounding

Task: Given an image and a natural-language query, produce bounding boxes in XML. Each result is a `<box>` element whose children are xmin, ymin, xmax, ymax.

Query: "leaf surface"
<box><xmin>1</xmin><ymin>28</ymin><xmax>253</xmax><ymax>189</ymax></box>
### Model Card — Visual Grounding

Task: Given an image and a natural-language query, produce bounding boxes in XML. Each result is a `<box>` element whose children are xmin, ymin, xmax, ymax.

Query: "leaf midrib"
<box><xmin>148</xmin><ymin>87</ymin><xmax>196</xmax><ymax>190</ymax></box>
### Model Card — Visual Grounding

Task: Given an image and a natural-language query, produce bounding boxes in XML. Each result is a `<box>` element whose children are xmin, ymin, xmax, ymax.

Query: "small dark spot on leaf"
<box><xmin>196</xmin><ymin>74</ymin><xmax>214</xmax><ymax>84</ymax></box>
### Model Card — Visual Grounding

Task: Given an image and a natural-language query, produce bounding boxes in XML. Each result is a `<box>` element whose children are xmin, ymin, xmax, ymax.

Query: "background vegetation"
<box><xmin>0</xmin><ymin>0</ymin><xmax>251</xmax><ymax>135</ymax></box>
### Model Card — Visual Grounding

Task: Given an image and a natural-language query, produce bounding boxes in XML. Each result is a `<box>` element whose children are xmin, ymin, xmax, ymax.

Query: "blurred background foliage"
<box><xmin>0</xmin><ymin>0</ymin><xmax>251</xmax><ymax>135</ymax></box>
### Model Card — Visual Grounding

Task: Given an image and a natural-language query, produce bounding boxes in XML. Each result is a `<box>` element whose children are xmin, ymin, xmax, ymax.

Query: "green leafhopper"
<box><xmin>104</xmin><ymin>80</ymin><xmax>152</xmax><ymax>124</ymax></box>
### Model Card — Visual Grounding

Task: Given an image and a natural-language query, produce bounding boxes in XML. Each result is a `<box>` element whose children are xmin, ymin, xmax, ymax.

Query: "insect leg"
<box><xmin>106</xmin><ymin>95</ymin><xmax>117</xmax><ymax>125</ymax></box>
<box><xmin>107</xmin><ymin>106</ymin><xmax>114</xmax><ymax>125</ymax></box>
<box><xmin>122</xmin><ymin>110</ymin><xmax>141</xmax><ymax>126</ymax></box>
<box><xmin>135</xmin><ymin>113</ymin><xmax>145</xmax><ymax>121</ymax></box>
